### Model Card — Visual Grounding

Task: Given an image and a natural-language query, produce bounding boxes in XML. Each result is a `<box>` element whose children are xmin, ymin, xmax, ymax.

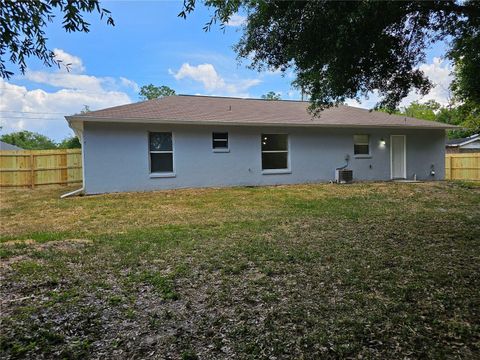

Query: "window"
<box><xmin>354</xmin><ymin>134</ymin><xmax>370</xmax><ymax>156</ymax></box>
<box><xmin>149</xmin><ymin>132</ymin><xmax>173</xmax><ymax>173</ymax></box>
<box><xmin>212</xmin><ymin>132</ymin><xmax>228</xmax><ymax>150</ymax></box>
<box><xmin>261</xmin><ymin>134</ymin><xmax>289</xmax><ymax>171</ymax></box>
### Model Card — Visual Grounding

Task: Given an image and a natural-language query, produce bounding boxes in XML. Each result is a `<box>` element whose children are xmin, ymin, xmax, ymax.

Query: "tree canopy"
<box><xmin>181</xmin><ymin>0</ymin><xmax>480</xmax><ymax>113</ymax></box>
<box><xmin>0</xmin><ymin>131</ymin><xmax>57</xmax><ymax>150</ymax></box>
<box><xmin>0</xmin><ymin>131</ymin><xmax>81</xmax><ymax>150</ymax></box>
<box><xmin>261</xmin><ymin>91</ymin><xmax>281</xmax><ymax>100</ymax></box>
<box><xmin>0</xmin><ymin>0</ymin><xmax>114</xmax><ymax>79</ymax></box>
<box><xmin>58</xmin><ymin>136</ymin><xmax>81</xmax><ymax>149</ymax></box>
<box><xmin>139</xmin><ymin>84</ymin><xmax>176</xmax><ymax>100</ymax></box>
<box><xmin>394</xmin><ymin>101</ymin><xmax>479</xmax><ymax>139</ymax></box>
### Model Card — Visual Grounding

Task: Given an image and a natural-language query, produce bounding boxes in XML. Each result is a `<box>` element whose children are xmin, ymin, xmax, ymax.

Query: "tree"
<box><xmin>402</xmin><ymin>100</ymin><xmax>440</xmax><ymax>121</ymax></box>
<box><xmin>397</xmin><ymin>101</ymin><xmax>479</xmax><ymax>139</ymax></box>
<box><xmin>180</xmin><ymin>1</ymin><xmax>480</xmax><ymax>112</ymax></box>
<box><xmin>261</xmin><ymin>91</ymin><xmax>281</xmax><ymax>100</ymax></box>
<box><xmin>0</xmin><ymin>0</ymin><xmax>114</xmax><ymax>79</ymax></box>
<box><xmin>79</xmin><ymin>105</ymin><xmax>91</xmax><ymax>114</ymax></box>
<box><xmin>0</xmin><ymin>131</ymin><xmax>57</xmax><ymax>150</ymax></box>
<box><xmin>58</xmin><ymin>136</ymin><xmax>81</xmax><ymax>149</ymax></box>
<box><xmin>448</xmin><ymin>8</ymin><xmax>480</xmax><ymax>108</ymax></box>
<box><xmin>435</xmin><ymin>104</ymin><xmax>480</xmax><ymax>139</ymax></box>
<box><xmin>139</xmin><ymin>85</ymin><xmax>176</xmax><ymax>100</ymax></box>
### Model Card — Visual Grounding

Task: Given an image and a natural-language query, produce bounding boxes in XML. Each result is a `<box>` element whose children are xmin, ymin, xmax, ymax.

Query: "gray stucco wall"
<box><xmin>82</xmin><ymin>122</ymin><xmax>446</xmax><ymax>194</ymax></box>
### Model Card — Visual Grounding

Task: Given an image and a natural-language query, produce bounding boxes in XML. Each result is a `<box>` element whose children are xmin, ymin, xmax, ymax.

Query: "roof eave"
<box><xmin>447</xmin><ymin>136</ymin><xmax>480</xmax><ymax>147</ymax></box>
<box><xmin>65</xmin><ymin>116</ymin><xmax>458</xmax><ymax>130</ymax></box>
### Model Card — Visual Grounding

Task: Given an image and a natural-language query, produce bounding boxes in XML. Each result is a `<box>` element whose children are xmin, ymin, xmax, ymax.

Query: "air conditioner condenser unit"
<box><xmin>335</xmin><ymin>169</ymin><xmax>353</xmax><ymax>184</ymax></box>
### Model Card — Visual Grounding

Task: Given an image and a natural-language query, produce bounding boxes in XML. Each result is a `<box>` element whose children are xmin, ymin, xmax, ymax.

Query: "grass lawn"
<box><xmin>0</xmin><ymin>182</ymin><xmax>479</xmax><ymax>359</ymax></box>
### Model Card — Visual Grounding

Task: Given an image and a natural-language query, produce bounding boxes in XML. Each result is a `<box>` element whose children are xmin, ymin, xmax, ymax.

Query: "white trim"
<box><xmin>150</xmin><ymin>172</ymin><xmax>176</xmax><ymax>178</ymax></box>
<box><xmin>262</xmin><ymin>169</ymin><xmax>292</xmax><ymax>175</ymax></box>
<box><xmin>212</xmin><ymin>149</ymin><xmax>230</xmax><ymax>153</ymax></box>
<box><xmin>390</xmin><ymin>135</ymin><xmax>407</xmax><ymax>179</ymax></box>
<box><xmin>148</xmin><ymin>131</ymin><xmax>176</xmax><ymax>176</ymax></box>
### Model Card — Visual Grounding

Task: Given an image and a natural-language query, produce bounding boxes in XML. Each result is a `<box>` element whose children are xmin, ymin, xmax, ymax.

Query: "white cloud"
<box><xmin>24</xmin><ymin>71</ymin><xmax>107</xmax><ymax>92</ymax></box>
<box><xmin>119</xmin><ymin>77</ymin><xmax>140</xmax><ymax>92</ymax></box>
<box><xmin>171</xmin><ymin>62</ymin><xmax>261</xmax><ymax>97</ymax></box>
<box><xmin>345</xmin><ymin>90</ymin><xmax>381</xmax><ymax>109</ymax></box>
<box><xmin>226</xmin><ymin>14</ymin><xmax>247</xmax><ymax>27</ymax></box>
<box><xmin>23</xmin><ymin>49</ymin><xmax>139</xmax><ymax>94</ymax></box>
<box><xmin>288</xmin><ymin>90</ymin><xmax>302</xmax><ymax>99</ymax></box>
<box><xmin>0</xmin><ymin>49</ymin><xmax>136</xmax><ymax>141</ymax></box>
<box><xmin>53</xmin><ymin>48</ymin><xmax>85</xmax><ymax>73</ymax></box>
<box><xmin>286</xmin><ymin>70</ymin><xmax>296</xmax><ymax>79</ymax></box>
<box><xmin>0</xmin><ymin>79</ymin><xmax>132</xmax><ymax>141</ymax></box>
<box><xmin>345</xmin><ymin>57</ymin><xmax>453</xmax><ymax>109</ymax></box>
<box><xmin>24</xmin><ymin>72</ymin><xmax>139</xmax><ymax>95</ymax></box>
<box><xmin>399</xmin><ymin>57</ymin><xmax>453</xmax><ymax>107</ymax></box>
<box><xmin>174</xmin><ymin>63</ymin><xmax>225</xmax><ymax>92</ymax></box>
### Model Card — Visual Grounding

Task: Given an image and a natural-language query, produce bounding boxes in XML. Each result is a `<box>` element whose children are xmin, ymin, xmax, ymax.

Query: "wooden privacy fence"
<box><xmin>0</xmin><ymin>149</ymin><xmax>82</xmax><ymax>188</ymax></box>
<box><xmin>0</xmin><ymin>149</ymin><xmax>477</xmax><ymax>187</ymax></box>
<box><xmin>445</xmin><ymin>153</ymin><xmax>480</xmax><ymax>181</ymax></box>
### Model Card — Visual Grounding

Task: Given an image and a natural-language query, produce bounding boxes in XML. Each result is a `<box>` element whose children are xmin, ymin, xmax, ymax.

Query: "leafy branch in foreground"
<box><xmin>0</xmin><ymin>0</ymin><xmax>114</xmax><ymax>79</ymax></box>
<box><xmin>180</xmin><ymin>1</ymin><xmax>480</xmax><ymax>113</ymax></box>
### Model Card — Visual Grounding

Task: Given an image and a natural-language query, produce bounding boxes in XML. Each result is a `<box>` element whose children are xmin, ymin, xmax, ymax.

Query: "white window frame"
<box><xmin>148</xmin><ymin>132</ymin><xmax>176</xmax><ymax>178</ymax></box>
<box><xmin>212</xmin><ymin>132</ymin><xmax>230</xmax><ymax>153</ymax></box>
<box><xmin>353</xmin><ymin>134</ymin><xmax>371</xmax><ymax>158</ymax></box>
<box><xmin>261</xmin><ymin>133</ymin><xmax>291</xmax><ymax>175</ymax></box>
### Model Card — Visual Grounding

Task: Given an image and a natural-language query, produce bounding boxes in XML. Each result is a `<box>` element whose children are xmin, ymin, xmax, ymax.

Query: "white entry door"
<box><xmin>391</xmin><ymin>135</ymin><xmax>406</xmax><ymax>179</ymax></box>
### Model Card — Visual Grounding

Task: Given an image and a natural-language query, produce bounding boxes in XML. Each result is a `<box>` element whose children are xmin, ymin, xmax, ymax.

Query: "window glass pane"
<box><xmin>150</xmin><ymin>132</ymin><xmax>172</xmax><ymax>151</ymax></box>
<box><xmin>213</xmin><ymin>140</ymin><xmax>228</xmax><ymax>149</ymax></box>
<box><xmin>262</xmin><ymin>152</ymin><xmax>288</xmax><ymax>170</ymax></box>
<box><xmin>353</xmin><ymin>134</ymin><xmax>369</xmax><ymax>144</ymax></box>
<box><xmin>262</xmin><ymin>134</ymin><xmax>287</xmax><ymax>151</ymax></box>
<box><xmin>150</xmin><ymin>153</ymin><xmax>173</xmax><ymax>172</ymax></box>
<box><xmin>354</xmin><ymin>144</ymin><xmax>369</xmax><ymax>155</ymax></box>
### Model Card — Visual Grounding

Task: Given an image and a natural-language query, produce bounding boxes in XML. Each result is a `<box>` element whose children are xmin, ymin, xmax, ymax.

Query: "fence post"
<box><xmin>30</xmin><ymin>153</ymin><xmax>35</xmax><ymax>188</ymax></box>
<box><xmin>449</xmin><ymin>155</ymin><xmax>453</xmax><ymax>180</ymax></box>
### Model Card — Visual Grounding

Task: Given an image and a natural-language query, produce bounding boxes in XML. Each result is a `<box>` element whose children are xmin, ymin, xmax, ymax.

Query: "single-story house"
<box><xmin>66</xmin><ymin>95</ymin><xmax>455</xmax><ymax>195</ymax></box>
<box><xmin>0</xmin><ymin>141</ymin><xmax>23</xmax><ymax>151</ymax></box>
<box><xmin>446</xmin><ymin>134</ymin><xmax>480</xmax><ymax>153</ymax></box>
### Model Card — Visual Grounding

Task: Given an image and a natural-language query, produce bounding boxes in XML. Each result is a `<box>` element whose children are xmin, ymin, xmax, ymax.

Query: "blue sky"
<box><xmin>0</xmin><ymin>1</ymin><xmax>453</xmax><ymax>141</ymax></box>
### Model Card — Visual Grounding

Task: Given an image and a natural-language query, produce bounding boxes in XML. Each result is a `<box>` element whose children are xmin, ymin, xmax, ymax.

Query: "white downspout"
<box><xmin>60</xmin><ymin>187</ymin><xmax>84</xmax><ymax>198</ymax></box>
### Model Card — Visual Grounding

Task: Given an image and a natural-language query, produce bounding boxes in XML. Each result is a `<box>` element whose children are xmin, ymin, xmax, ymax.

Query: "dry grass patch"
<box><xmin>0</xmin><ymin>181</ymin><xmax>479</xmax><ymax>359</ymax></box>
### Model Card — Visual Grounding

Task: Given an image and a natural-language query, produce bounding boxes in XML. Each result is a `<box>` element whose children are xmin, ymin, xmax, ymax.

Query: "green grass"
<box><xmin>0</xmin><ymin>182</ymin><xmax>479</xmax><ymax>359</ymax></box>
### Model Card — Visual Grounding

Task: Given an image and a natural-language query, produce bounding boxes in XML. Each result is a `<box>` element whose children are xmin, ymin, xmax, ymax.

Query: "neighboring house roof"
<box><xmin>446</xmin><ymin>134</ymin><xmax>480</xmax><ymax>147</ymax></box>
<box><xmin>0</xmin><ymin>141</ymin><xmax>23</xmax><ymax>150</ymax></box>
<box><xmin>66</xmin><ymin>95</ymin><xmax>456</xmax><ymax>129</ymax></box>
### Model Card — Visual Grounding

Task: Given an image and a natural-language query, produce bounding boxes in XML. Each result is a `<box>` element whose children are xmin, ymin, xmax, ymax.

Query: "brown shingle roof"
<box><xmin>66</xmin><ymin>95</ymin><xmax>456</xmax><ymax>129</ymax></box>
